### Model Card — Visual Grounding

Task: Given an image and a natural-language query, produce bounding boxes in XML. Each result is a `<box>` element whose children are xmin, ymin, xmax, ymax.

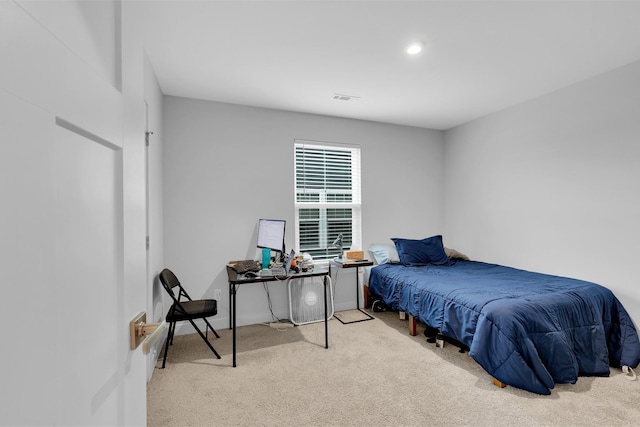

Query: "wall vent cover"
<box><xmin>332</xmin><ymin>93</ymin><xmax>360</xmax><ymax>102</ymax></box>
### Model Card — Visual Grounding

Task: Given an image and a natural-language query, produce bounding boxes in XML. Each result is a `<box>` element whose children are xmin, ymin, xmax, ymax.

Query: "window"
<box><xmin>294</xmin><ymin>140</ymin><xmax>361</xmax><ymax>260</ymax></box>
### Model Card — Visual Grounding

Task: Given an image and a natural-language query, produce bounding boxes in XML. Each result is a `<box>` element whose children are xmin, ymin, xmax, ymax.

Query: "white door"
<box><xmin>0</xmin><ymin>90</ymin><xmax>128</xmax><ymax>426</ymax></box>
<box><xmin>1</xmin><ymin>1</ymin><xmax>145</xmax><ymax>424</ymax></box>
<box><xmin>1</xmin><ymin>91</ymin><xmax>59</xmax><ymax>426</ymax></box>
<box><xmin>53</xmin><ymin>123</ymin><xmax>123</xmax><ymax>425</ymax></box>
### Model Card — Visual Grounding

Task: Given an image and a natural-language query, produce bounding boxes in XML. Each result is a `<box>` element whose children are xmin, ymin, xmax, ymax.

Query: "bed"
<box><xmin>367</xmin><ymin>236</ymin><xmax>640</xmax><ymax>395</ymax></box>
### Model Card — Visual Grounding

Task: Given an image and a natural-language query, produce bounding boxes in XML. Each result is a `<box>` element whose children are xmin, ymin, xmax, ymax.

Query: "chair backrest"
<box><xmin>159</xmin><ymin>268</ymin><xmax>181</xmax><ymax>301</ymax></box>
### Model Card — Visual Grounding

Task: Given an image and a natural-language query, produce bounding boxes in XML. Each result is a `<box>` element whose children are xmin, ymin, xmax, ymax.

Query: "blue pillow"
<box><xmin>391</xmin><ymin>235</ymin><xmax>450</xmax><ymax>266</ymax></box>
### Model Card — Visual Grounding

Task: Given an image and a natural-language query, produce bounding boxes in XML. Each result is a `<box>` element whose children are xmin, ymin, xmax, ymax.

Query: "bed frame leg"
<box><xmin>363</xmin><ymin>285</ymin><xmax>371</xmax><ymax>308</ymax></box>
<box><xmin>492</xmin><ymin>378</ymin><xmax>507</xmax><ymax>389</ymax></box>
<box><xmin>408</xmin><ymin>314</ymin><xmax>417</xmax><ymax>336</ymax></box>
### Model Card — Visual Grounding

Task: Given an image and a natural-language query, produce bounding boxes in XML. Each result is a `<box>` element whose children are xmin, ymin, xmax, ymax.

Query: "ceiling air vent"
<box><xmin>332</xmin><ymin>93</ymin><xmax>360</xmax><ymax>102</ymax></box>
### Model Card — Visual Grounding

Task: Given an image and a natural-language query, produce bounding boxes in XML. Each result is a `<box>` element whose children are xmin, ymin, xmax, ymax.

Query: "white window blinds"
<box><xmin>294</xmin><ymin>140</ymin><xmax>362</xmax><ymax>260</ymax></box>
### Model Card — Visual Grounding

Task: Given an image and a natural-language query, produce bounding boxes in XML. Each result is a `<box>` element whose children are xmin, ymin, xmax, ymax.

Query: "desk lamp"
<box><xmin>331</xmin><ymin>233</ymin><xmax>344</xmax><ymax>260</ymax></box>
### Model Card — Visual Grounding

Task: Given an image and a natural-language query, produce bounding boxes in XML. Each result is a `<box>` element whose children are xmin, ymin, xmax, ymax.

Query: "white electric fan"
<box><xmin>288</xmin><ymin>276</ymin><xmax>334</xmax><ymax>325</ymax></box>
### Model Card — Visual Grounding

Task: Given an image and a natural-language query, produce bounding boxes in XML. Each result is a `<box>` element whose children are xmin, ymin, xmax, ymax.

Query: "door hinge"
<box><xmin>146</xmin><ymin>236</ymin><xmax>150</xmax><ymax>250</ymax></box>
<box><xmin>145</xmin><ymin>131</ymin><xmax>154</xmax><ymax>147</ymax></box>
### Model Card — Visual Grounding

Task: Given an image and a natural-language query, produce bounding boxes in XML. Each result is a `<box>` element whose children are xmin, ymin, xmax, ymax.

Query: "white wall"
<box><xmin>444</xmin><ymin>60</ymin><xmax>640</xmax><ymax>325</ymax></box>
<box><xmin>143</xmin><ymin>54</ymin><xmax>166</xmax><ymax>381</ymax></box>
<box><xmin>163</xmin><ymin>96</ymin><xmax>445</xmax><ymax>329</ymax></box>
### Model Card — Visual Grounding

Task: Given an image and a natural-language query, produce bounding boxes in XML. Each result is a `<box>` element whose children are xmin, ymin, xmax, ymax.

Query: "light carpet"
<box><xmin>147</xmin><ymin>310</ymin><xmax>640</xmax><ymax>426</ymax></box>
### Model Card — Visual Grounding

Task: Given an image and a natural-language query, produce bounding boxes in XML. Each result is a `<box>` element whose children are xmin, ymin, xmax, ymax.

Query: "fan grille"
<box><xmin>289</xmin><ymin>276</ymin><xmax>334</xmax><ymax>325</ymax></box>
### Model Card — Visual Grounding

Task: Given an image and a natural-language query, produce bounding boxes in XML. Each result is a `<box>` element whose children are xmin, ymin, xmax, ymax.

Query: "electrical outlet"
<box><xmin>213</xmin><ymin>289</ymin><xmax>222</xmax><ymax>299</ymax></box>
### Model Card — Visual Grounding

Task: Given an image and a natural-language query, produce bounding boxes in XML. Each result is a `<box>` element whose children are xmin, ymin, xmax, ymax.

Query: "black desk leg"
<box><xmin>231</xmin><ymin>283</ymin><xmax>237</xmax><ymax>367</ymax></box>
<box><xmin>355</xmin><ymin>266</ymin><xmax>374</xmax><ymax>321</ymax></box>
<box><xmin>356</xmin><ymin>266</ymin><xmax>361</xmax><ymax>309</ymax></box>
<box><xmin>356</xmin><ymin>267</ymin><xmax>360</xmax><ymax>311</ymax></box>
<box><xmin>335</xmin><ymin>266</ymin><xmax>374</xmax><ymax>324</ymax></box>
<box><xmin>324</xmin><ymin>275</ymin><xmax>328</xmax><ymax>349</ymax></box>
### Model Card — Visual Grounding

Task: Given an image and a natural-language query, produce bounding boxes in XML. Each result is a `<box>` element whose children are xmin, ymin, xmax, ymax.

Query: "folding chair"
<box><xmin>159</xmin><ymin>268</ymin><xmax>221</xmax><ymax>368</ymax></box>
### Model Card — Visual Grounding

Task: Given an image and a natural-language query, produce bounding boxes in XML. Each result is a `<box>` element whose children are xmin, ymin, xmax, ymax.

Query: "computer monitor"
<box><xmin>257</xmin><ymin>219</ymin><xmax>286</xmax><ymax>255</ymax></box>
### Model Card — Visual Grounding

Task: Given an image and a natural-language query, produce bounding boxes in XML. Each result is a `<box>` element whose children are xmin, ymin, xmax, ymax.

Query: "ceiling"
<box><xmin>134</xmin><ymin>1</ymin><xmax>640</xmax><ymax>130</ymax></box>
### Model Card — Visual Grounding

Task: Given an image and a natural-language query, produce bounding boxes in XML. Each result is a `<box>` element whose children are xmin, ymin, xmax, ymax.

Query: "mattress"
<box><xmin>368</xmin><ymin>260</ymin><xmax>640</xmax><ymax>394</ymax></box>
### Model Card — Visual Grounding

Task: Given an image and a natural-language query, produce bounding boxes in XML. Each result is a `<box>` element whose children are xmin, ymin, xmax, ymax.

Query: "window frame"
<box><xmin>293</xmin><ymin>139</ymin><xmax>362</xmax><ymax>262</ymax></box>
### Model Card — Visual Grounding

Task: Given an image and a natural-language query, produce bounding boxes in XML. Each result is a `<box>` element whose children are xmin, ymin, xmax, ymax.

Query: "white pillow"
<box><xmin>368</xmin><ymin>244</ymin><xmax>400</xmax><ymax>265</ymax></box>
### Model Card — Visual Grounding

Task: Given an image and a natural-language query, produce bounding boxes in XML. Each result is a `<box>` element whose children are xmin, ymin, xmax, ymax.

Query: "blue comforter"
<box><xmin>368</xmin><ymin>261</ymin><xmax>640</xmax><ymax>394</ymax></box>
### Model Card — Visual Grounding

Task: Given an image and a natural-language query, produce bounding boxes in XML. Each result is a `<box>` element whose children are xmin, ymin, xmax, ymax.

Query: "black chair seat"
<box><xmin>167</xmin><ymin>299</ymin><xmax>217</xmax><ymax>322</ymax></box>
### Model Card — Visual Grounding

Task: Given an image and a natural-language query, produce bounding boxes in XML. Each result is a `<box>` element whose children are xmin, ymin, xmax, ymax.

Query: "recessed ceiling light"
<box><xmin>406</xmin><ymin>41</ymin><xmax>425</xmax><ymax>55</ymax></box>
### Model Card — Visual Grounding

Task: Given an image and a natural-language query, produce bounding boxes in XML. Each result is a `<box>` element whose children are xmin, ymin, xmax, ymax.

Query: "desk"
<box><xmin>329</xmin><ymin>259</ymin><xmax>374</xmax><ymax>324</ymax></box>
<box><xmin>226</xmin><ymin>266</ymin><xmax>330</xmax><ymax>367</ymax></box>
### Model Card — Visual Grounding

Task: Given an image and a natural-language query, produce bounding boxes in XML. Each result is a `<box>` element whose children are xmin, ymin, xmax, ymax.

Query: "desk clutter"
<box><xmin>227</xmin><ymin>259</ymin><xmax>261</xmax><ymax>274</ymax></box>
<box><xmin>227</xmin><ymin>252</ymin><xmax>315</xmax><ymax>276</ymax></box>
<box><xmin>292</xmin><ymin>254</ymin><xmax>315</xmax><ymax>273</ymax></box>
<box><xmin>345</xmin><ymin>250</ymin><xmax>365</xmax><ymax>260</ymax></box>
